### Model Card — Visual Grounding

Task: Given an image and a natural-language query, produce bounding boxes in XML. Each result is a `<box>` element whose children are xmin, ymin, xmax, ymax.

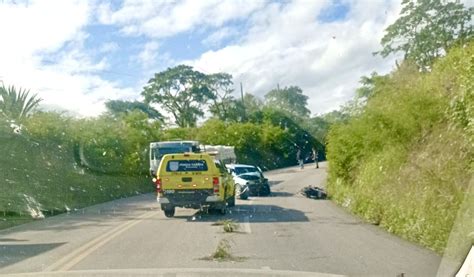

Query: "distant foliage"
<box><xmin>105</xmin><ymin>100</ymin><xmax>163</xmax><ymax>120</ymax></box>
<box><xmin>264</xmin><ymin>86</ymin><xmax>310</xmax><ymax>118</ymax></box>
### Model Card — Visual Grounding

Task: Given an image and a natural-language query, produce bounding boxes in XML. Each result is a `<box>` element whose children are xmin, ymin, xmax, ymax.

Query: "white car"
<box><xmin>225</xmin><ymin>164</ymin><xmax>271</xmax><ymax>199</ymax></box>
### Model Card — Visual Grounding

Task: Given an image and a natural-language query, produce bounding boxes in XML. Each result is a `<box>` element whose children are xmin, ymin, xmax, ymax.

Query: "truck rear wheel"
<box><xmin>227</xmin><ymin>194</ymin><xmax>235</xmax><ymax>207</ymax></box>
<box><xmin>219</xmin><ymin>205</ymin><xmax>227</xmax><ymax>215</ymax></box>
<box><xmin>164</xmin><ymin>207</ymin><xmax>175</xmax><ymax>218</ymax></box>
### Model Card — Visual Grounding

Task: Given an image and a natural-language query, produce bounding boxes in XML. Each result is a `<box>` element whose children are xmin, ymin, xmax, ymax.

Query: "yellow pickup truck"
<box><xmin>154</xmin><ymin>153</ymin><xmax>235</xmax><ymax>217</ymax></box>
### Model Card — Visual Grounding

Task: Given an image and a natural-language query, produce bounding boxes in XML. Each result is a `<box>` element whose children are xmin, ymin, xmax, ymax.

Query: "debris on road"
<box><xmin>300</xmin><ymin>186</ymin><xmax>327</xmax><ymax>199</ymax></box>
<box><xmin>200</xmin><ymin>239</ymin><xmax>246</xmax><ymax>262</ymax></box>
<box><xmin>212</xmin><ymin>219</ymin><xmax>239</xmax><ymax>233</ymax></box>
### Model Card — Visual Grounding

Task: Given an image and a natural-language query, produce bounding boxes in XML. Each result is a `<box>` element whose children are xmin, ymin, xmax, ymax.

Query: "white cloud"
<box><xmin>0</xmin><ymin>0</ymin><xmax>409</xmax><ymax>118</ymax></box>
<box><xmin>98</xmin><ymin>0</ymin><xmax>266</xmax><ymax>38</ymax></box>
<box><xmin>185</xmin><ymin>0</ymin><xmax>403</xmax><ymax>114</ymax></box>
<box><xmin>137</xmin><ymin>41</ymin><xmax>160</xmax><ymax>68</ymax></box>
<box><xmin>99</xmin><ymin>42</ymin><xmax>120</xmax><ymax>53</ymax></box>
<box><xmin>0</xmin><ymin>0</ymin><xmax>136</xmax><ymax>117</ymax></box>
<box><xmin>202</xmin><ymin>27</ymin><xmax>239</xmax><ymax>47</ymax></box>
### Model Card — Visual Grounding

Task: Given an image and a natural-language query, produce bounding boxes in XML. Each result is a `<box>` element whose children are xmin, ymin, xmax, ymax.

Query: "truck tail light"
<box><xmin>212</xmin><ymin>177</ymin><xmax>219</xmax><ymax>193</ymax></box>
<box><xmin>153</xmin><ymin>178</ymin><xmax>162</xmax><ymax>193</ymax></box>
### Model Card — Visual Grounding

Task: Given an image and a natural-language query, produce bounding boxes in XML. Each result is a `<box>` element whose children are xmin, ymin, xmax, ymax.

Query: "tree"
<box><xmin>376</xmin><ymin>0</ymin><xmax>473</xmax><ymax>70</ymax></box>
<box><xmin>243</xmin><ymin>93</ymin><xmax>263</xmax><ymax>115</ymax></box>
<box><xmin>0</xmin><ymin>85</ymin><xmax>42</xmax><ymax>122</ymax></box>
<box><xmin>142</xmin><ymin>65</ymin><xmax>213</xmax><ymax>127</ymax></box>
<box><xmin>264</xmin><ymin>86</ymin><xmax>310</xmax><ymax>118</ymax></box>
<box><xmin>105</xmin><ymin>100</ymin><xmax>162</xmax><ymax>120</ymax></box>
<box><xmin>207</xmin><ymin>73</ymin><xmax>236</xmax><ymax>121</ymax></box>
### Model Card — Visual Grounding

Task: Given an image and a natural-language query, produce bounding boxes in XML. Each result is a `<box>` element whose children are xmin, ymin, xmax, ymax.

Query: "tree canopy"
<box><xmin>105</xmin><ymin>100</ymin><xmax>163</xmax><ymax>120</ymax></box>
<box><xmin>264</xmin><ymin>86</ymin><xmax>310</xmax><ymax>118</ymax></box>
<box><xmin>377</xmin><ymin>0</ymin><xmax>473</xmax><ymax>69</ymax></box>
<box><xmin>207</xmin><ymin>73</ymin><xmax>239</xmax><ymax>121</ymax></box>
<box><xmin>142</xmin><ymin>65</ymin><xmax>213</xmax><ymax>127</ymax></box>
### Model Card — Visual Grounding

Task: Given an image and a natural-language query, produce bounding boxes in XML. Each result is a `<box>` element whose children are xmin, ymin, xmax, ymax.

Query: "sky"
<box><xmin>0</xmin><ymin>0</ymin><xmax>405</xmax><ymax>118</ymax></box>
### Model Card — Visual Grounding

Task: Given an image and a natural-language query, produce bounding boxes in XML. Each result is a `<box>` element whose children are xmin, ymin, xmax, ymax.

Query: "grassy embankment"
<box><xmin>326</xmin><ymin>43</ymin><xmax>473</xmax><ymax>263</ymax></box>
<box><xmin>0</xmin><ymin>128</ymin><xmax>152</xmax><ymax>230</ymax></box>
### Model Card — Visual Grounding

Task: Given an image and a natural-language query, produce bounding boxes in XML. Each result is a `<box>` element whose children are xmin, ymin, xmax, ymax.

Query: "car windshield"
<box><xmin>152</xmin><ymin>147</ymin><xmax>192</xmax><ymax>160</ymax></box>
<box><xmin>0</xmin><ymin>1</ymin><xmax>472</xmax><ymax>276</ymax></box>
<box><xmin>234</xmin><ymin>167</ymin><xmax>259</xmax><ymax>175</ymax></box>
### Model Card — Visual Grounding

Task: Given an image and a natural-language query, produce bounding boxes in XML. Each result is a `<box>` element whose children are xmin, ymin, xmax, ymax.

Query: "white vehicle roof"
<box><xmin>202</xmin><ymin>145</ymin><xmax>236</xmax><ymax>164</ymax></box>
<box><xmin>226</xmin><ymin>164</ymin><xmax>257</xmax><ymax>169</ymax></box>
<box><xmin>150</xmin><ymin>140</ymin><xmax>199</xmax><ymax>147</ymax></box>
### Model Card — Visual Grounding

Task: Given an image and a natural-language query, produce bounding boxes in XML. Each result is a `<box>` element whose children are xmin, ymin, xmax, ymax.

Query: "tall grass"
<box><xmin>327</xmin><ymin>43</ymin><xmax>473</xmax><ymax>260</ymax></box>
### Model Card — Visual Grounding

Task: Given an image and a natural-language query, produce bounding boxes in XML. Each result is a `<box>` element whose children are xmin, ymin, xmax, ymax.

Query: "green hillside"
<box><xmin>0</xmin><ymin>124</ymin><xmax>152</xmax><ymax>229</ymax></box>
<box><xmin>326</xmin><ymin>44</ymin><xmax>473</xmax><ymax>259</ymax></box>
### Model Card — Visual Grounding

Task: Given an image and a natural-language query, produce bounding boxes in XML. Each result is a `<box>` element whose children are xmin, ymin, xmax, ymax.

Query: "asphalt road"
<box><xmin>0</xmin><ymin>162</ymin><xmax>444</xmax><ymax>276</ymax></box>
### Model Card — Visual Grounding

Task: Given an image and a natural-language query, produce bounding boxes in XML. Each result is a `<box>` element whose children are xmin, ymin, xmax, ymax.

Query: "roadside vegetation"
<box><xmin>327</xmin><ymin>0</ymin><xmax>473</xmax><ymax>262</ymax></box>
<box><xmin>0</xmin><ymin>68</ymin><xmax>326</xmax><ymax>228</ymax></box>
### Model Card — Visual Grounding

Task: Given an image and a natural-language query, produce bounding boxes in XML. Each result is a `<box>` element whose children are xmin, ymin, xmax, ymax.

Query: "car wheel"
<box><xmin>236</xmin><ymin>184</ymin><xmax>248</xmax><ymax>200</ymax></box>
<box><xmin>235</xmin><ymin>184</ymin><xmax>242</xmax><ymax>197</ymax></box>
<box><xmin>164</xmin><ymin>207</ymin><xmax>175</xmax><ymax>218</ymax></box>
<box><xmin>260</xmin><ymin>185</ymin><xmax>271</xmax><ymax>196</ymax></box>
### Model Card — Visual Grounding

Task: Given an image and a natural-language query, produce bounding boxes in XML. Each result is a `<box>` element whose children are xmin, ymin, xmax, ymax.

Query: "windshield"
<box><xmin>152</xmin><ymin>147</ymin><xmax>193</xmax><ymax>160</ymax></box>
<box><xmin>234</xmin><ymin>167</ymin><xmax>259</xmax><ymax>175</ymax></box>
<box><xmin>0</xmin><ymin>1</ymin><xmax>472</xmax><ymax>276</ymax></box>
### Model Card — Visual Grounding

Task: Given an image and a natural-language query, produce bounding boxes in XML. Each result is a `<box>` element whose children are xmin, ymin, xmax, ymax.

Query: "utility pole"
<box><xmin>240</xmin><ymin>82</ymin><xmax>246</xmax><ymax>121</ymax></box>
<box><xmin>277</xmin><ymin>83</ymin><xmax>280</xmax><ymax>91</ymax></box>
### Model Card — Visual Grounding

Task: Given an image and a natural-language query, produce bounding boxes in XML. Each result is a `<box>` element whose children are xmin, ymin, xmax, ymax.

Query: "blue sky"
<box><xmin>0</xmin><ymin>0</ymin><xmax>402</xmax><ymax>117</ymax></box>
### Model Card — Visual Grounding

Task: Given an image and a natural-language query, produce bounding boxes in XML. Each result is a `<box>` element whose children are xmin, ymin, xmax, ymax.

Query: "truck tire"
<box><xmin>227</xmin><ymin>194</ymin><xmax>235</xmax><ymax>207</ymax></box>
<box><xmin>219</xmin><ymin>205</ymin><xmax>227</xmax><ymax>215</ymax></box>
<box><xmin>164</xmin><ymin>207</ymin><xmax>175</xmax><ymax>218</ymax></box>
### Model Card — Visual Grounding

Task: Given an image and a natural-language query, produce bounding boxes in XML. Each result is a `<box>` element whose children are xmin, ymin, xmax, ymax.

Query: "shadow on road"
<box><xmin>269</xmin><ymin>180</ymin><xmax>283</xmax><ymax>186</ymax></box>
<box><xmin>270</xmin><ymin>191</ymin><xmax>294</xmax><ymax>197</ymax></box>
<box><xmin>0</xmin><ymin>242</ymin><xmax>65</xmax><ymax>268</ymax></box>
<box><xmin>174</xmin><ymin>204</ymin><xmax>309</xmax><ymax>223</ymax></box>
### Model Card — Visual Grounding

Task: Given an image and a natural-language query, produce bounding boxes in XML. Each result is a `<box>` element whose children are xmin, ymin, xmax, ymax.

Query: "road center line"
<box><xmin>43</xmin><ymin>211</ymin><xmax>156</xmax><ymax>272</ymax></box>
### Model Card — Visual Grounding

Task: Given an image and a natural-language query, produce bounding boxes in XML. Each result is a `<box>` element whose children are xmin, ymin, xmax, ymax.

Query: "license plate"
<box><xmin>164</xmin><ymin>189</ymin><xmax>175</xmax><ymax>194</ymax></box>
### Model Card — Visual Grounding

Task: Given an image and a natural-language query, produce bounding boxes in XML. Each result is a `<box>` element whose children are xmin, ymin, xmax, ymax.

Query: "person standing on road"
<box><xmin>296</xmin><ymin>148</ymin><xmax>304</xmax><ymax>169</ymax></box>
<box><xmin>312</xmin><ymin>148</ymin><xmax>319</xmax><ymax>169</ymax></box>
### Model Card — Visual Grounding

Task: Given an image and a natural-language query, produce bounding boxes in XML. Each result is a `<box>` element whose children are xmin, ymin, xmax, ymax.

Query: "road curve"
<box><xmin>0</xmin><ymin>162</ymin><xmax>442</xmax><ymax>276</ymax></box>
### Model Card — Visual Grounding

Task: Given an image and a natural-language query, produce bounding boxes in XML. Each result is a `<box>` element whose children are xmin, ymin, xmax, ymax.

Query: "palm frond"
<box><xmin>0</xmin><ymin>85</ymin><xmax>42</xmax><ymax>121</ymax></box>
